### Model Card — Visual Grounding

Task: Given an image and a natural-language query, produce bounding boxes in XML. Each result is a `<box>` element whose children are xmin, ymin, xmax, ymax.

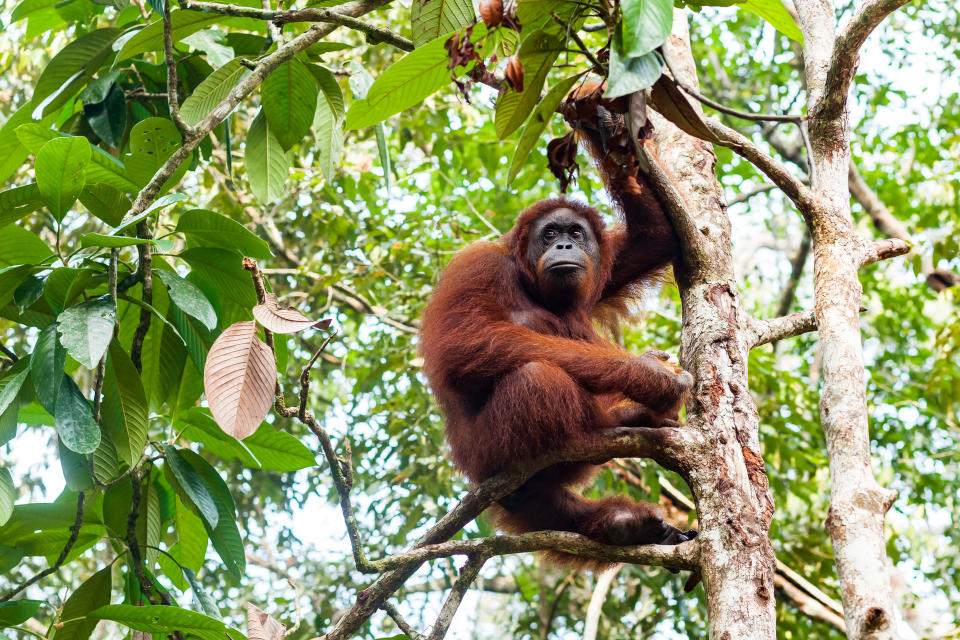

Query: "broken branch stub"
<box><xmin>203</xmin><ymin>321</ymin><xmax>277</xmax><ymax>439</ymax></box>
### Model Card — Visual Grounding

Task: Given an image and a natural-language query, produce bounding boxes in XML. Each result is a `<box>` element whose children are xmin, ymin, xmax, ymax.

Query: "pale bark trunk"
<box><xmin>793</xmin><ymin>2</ymin><xmax>902</xmax><ymax>637</ymax></box>
<box><xmin>650</xmin><ymin>13</ymin><xmax>777</xmax><ymax>640</ymax></box>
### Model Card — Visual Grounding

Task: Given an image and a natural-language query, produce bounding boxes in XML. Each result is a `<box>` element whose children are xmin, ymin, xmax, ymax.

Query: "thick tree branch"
<box><xmin>749</xmin><ymin>310</ymin><xmax>817</xmax><ymax>348</ymax></box>
<box><xmin>861</xmin><ymin>237</ymin><xmax>911</xmax><ymax>268</ymax></box>
<box><xmin>817</xmin><ymin>0</ymin><xmax>912</xmax><ymax>123</ymax></box>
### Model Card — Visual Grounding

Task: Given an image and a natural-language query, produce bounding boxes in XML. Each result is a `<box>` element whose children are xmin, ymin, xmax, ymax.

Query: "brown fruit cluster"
<box><xmin>479</xmin><ymin>0</ymin><xmax>503</xmax><ymax>27</ymax></box>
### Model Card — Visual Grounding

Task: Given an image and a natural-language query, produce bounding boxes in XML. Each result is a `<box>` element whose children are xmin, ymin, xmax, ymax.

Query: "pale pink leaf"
<box><xmin>203</xmin><ymin>321</ymin><xmax>276</xmax><ymax>440</ymax></box>
<box><xmin>253</xmin><ymin>293</ymin><xmax>332</xmax><ymax>334</ymax></box>
<box><xmin>247</xmin><ymin>603</ymin><xmax>286</xmax><ymax>640</ymax></box>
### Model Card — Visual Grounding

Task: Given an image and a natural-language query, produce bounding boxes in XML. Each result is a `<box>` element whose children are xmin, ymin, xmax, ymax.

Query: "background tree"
<box><xmin>0</xmin><ymin>0</ymin><xmax>957</xmax><ymax>639</ymax></box>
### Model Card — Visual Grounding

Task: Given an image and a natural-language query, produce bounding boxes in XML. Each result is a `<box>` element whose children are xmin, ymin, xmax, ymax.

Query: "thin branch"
<box><xmin>817</xmin><ymin>0</ymin><xmax>911</xmax><ymax>123</ymax></box>
<box><xmin>428</xmin><ymin>554</ymin><xmax>489</xmax><ymax>640</ymax></box>
<box><xmin>703</xmin><ymin>117</ymin><xmax>813</xmax><ymax>213</ymax></box>
<box><xmin>93</xmin><ymin>249</ymin><xmax>119</xmax><ymax>421</ymax></box>
<box><xmin>727</xmin><ymin>182</ymin><xmax>776</xmax><ymax>206</ymax></box>
<box><xmin>662</xmin><ymin>53</ymin><xmax>804</xmax><ymax>123</ymax></box>
<box><xmin>775</xmin><ymin>229</ymin><xmax>811</xmax><ymax>318</ymax></box>
<box><xmin>0</xmin><ymin>492</ymin><xmax>85</xmax><ymax>602</ymax></box>
<box><xmin>130</xmin><ymin>222</ymin><xmax>153</xmax><ymax>373</ymax></box>
<box><xmin>163</xmin><ymin>0</ymin><xmax>191</xmax><ymax>134</ymax></box>
<box><xmin>0</xmin><ymin>344</ymin><xmax>18</xmax><ymax>362</ymax></box>
<box><xmin>382</xmin><ymin>601</ymin><xmax>426</xmax><ymax>640</ymax></box>
<box><xmin>583</xmin><ymin>564</ymin><xmax>621</xmax><ymax>640</ymax></box>
<box><xmin>861</xmin><ymin>237</ymin><xmax>911</xmax><ymax>268</ymax></box>
<box><xmin>180</xmin><ymin>0</ymin><xmax>414</xmax><ymax>51</ymax></box>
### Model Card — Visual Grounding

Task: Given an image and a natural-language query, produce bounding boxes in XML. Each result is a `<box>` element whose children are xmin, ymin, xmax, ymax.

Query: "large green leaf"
<box><xmin>0</xmin><ymin>369</ymin><xmax>28</xmax><ymax>419</ymax></box>
<box><xmin>31</xmin><ymin>323</ymin><xmax>66</xmax><ymax>414</ymax></box>
<box><xmin>55</xmin><ymin>375</ymin><xmax>101</xmax><ymax>454</ymax></box>
<box><xmin>0</xmin><ymin>184</ymin><xmax>43</xmax><ymax>229</ymax></box>
<box><xmin>507</xmin><ymin>73</ymin><xmax>583</xmax><ymax>184</ymax></box>
<box><xmin>0</xmin><ymin>468</ymin><xmax>13</xmax><ymax>526</ymax></box>
<box><xmin>35</xmin><ymin>137</ymin><xmax>92</xmax><ymax>222</ymax></box>
<box><xmin>163</xmin><ymin>445</ymin><xmax>219</xmax><ymax>530</ymax></box>
<box><xmin>313</xmin><ymin>89</ymin><xmax>343</xmax><ymax>182</ymax></box>
<box><xmin>48</xmin><ymin>565</ymin><xmax>112</xmax><ymax>640</ymax></box>
<box><xmin>175</xmin><ymin>209</ymin><xmax>273</xmax><ymax>260</ymax></box>
<box><xmin>83</xmin><ymin>83</ymin><xmax>127</xmax><ymax>148</ymax></box>
<box><xmin>179</xmin><ymin>247</ymin><xmax>257</xmax><ymax>310</ymax></box>
<box><xmin>0</xmin><ymin>600</ymin><xmax>43</xmax><ymax>626</ymax></box>
<box><xmin>57</xmin><ymin>297</ymin><xmax>116</xmax><ymax>370</ymax></box>
<box><xmin>494</xmin><ymin>30</ymin><xmax>563</xmax><ymax>139</ymax></box>
<box><xmin>605</xmin><ymin>26</ymin><xmax>663</xmax><ymax>98</ymax></box>
<box><xmin>32</xmin><ymin>29</ymin><xmax>120</xmax><ymax>108</ymax></box>
<box><xmin>88</xmin><ymin>604</ymin><xmax>225</xmax><ymax>639</ymax></box>
<box><xmin>78</xmin><ymin>183</ymin><xmax>130</xmax><ymax>227</ymax></box>
<box><xmin>117</xmin><ymin>11</ymin><xmax>261</xmax><ymax>60</ymax></box>
<box><xmin>620</xmin><ymin>0</ymin><xmax>673</xmax><ymax>57</ymax></box>
<box><xmin>176</xmin><ymin>408</ymin><xmax>261</xmax><ymax>468</ymax></box>
<box><xmin>0</xmin><ymin>225</ymin><xmax>54</xmax><ymax>267</ymax></box>
<box><xmin>261</xmin><ymin>59</ymin><xmax>317</xmax><ymax>150</ymax></box>
<box><xmin>155</xmin><ymin>269</ymin><xmax>217</xmax><ymax>332</ymax></box>
<box><xmin>245</xmin><ymin>425</ymin><xmax>316</xmax><ymax>472</ymax></box>
<box><xmin>177</xmin><ymin>448</ymin><xmax>244</xmax><ymax>577</ymax></box>
<box><xmin>305</xmin><ymin>63</ymin><xmax>345</xmax><ymax>119</ymax></box>
<box><xmin>100</xmin><ymin>341</ymin><xmax>148</xmax><ymax>467</ymax></box>
<box><xmin>59</xmin><ymin>438</ymin><xmax>94</xmax><ymax>492</ymax></box>
<box><xmin>180</xmin><ymin>58</ymin><xmax>248</xmax><ymax>127</ymax></box>
<box><xmin>0</xmin><ymin>266</ymin><xmax>35</xmax><ymax>313</ymax></box>
<box><xmin>411</xmin><ymin>0</ymin><xmax>475</xmax><ymax>48</ymax></box>
<box><xmin>245</xmin><ymin>111</ymin><xmax>290</xmax><ymax>202</ymax></box>
<box><xmin>174</xmin><ymin>496</ymin><xmax>208</xmax><ymax>571</ymax></box>
<box><xmin>0</xmin><ymin>546</ymin><xmax>24</xmax><ymax>573</ymax></box>
<box><xmin>739</xmin><ymin>0</ymin><xmax>803</xmax><ymax>43</ymax></box>
<box><xmin>345</xmin><ymin>24</ymin><xmax>489</xmax><ymax>130</ymax></box>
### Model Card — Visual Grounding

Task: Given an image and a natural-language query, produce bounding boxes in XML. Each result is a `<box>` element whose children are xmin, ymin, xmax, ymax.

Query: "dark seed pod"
<box><xmin>479</xmin><ymin>0</ymin><xmax>504</xmax><ymax>28</ymax></box>
<box><xmin>505</xmin><ymin>56</ymin><xmax>524</xmax><ymax>92</ymax></box>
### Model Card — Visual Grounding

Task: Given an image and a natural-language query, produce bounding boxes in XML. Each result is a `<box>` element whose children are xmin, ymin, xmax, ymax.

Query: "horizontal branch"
<box><xmin>861</xmin><ymin>237</ymin><xmax>911</xmax><ymax>268</ymax></box>
<box><xmin>703</xmin><ymin>117</ymin><xmax>813</xmax><ymax>213</ymax></box>
<box><xmin>374</xmin><ymin>531</ymin><xmax>699</xmax><ymax>573</ymax></box>
<box><xmin>180</xmin><ymin>0</ymin><xmax>414</xmax><ymax>51</ymax></box>
<box><xmin>748</xmin><ymin>310</ymin><xmax>817</xmax><ymax>349</ymax></box>
<box><xmin>817</xmin><ymin>0</ymin><xmax>911</xmax><ymax>122</ymax></box>
<box><xmin>728</xmin><ymin>182</ymin><xmax>776</xmax><ymax>206</ymax></box>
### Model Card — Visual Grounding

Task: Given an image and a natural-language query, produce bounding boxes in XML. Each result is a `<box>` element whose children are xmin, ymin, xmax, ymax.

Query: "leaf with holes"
<box><xmin>124</xmin><ymin>118</ymin><xmax>183</xmax><ymax>188</ymax></box>
<box><xmin>261</xmin><ymin>59</ymin><xmax>317</xmax><ymax>150</ymax></box>
<box><xmin>247</xmin><ymin>603</ymin><xmax>285</xmax><ymax>640</ymax></box>
<box><xmin>203</xmin><ymin>321</ymin><xmax>276</xmax><ymax>440</ymax></box>
<box><xmin>36</xmin><ymin>136</ymin><xmax>91</xmax><ymax>222</ymax></box>
<box><xmin>253</xmin><ymin>293</ymin><xmax>331</xmax><ymax>334</ymax></box>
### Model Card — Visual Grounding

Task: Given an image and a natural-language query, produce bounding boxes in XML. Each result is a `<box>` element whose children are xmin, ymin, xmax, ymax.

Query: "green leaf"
<box><xmin>0</xmin><ymin>266</ymin><xmax>34</xmax><ymax>311</ymax></box>
<box><xmin>507</xmin><ymin>73</ymin><xmax>583</xmax><ymax>184</ymax></box>
<box><xmin>0</xmin><ymin>369</ymin><xmax>28</xmax><ymax>418</ymax></box>
<box><xmin>605</xmin><ymin>28</ymin><xmax>663</xmax><ymax>98</ymax></box>
<box><xmin>620</xmin><ymin>0</ymin><xmax>673</xmax><ymax>57</ymax></box>
<box><xmin>49</xmin><ymin>565</ymin><xmax>112</xmax><ymax>640</ymax></box>
<box><xmin>179</xmin><ymin>248</ymin><xmax>257</xmax><ymax>310</ymax></box>
<box><xmin>170</xmin><ymin>305</ymin><xmax>212</xmax><ymax>372</ymax></box>
<box><xmin>78</xmin><ymin>183</ymin><xmax>131</xmax><ymax>226</ymax></box>
<box><xmin>0</xmin><ymin>600</ymin><xmax>42</xmax><ymax>626</ymax></box>
<box><xmin>155</xmin><ymin>269</ymin><xmax>217</xmax><ymax>332</ymax></box>
<box><xmin>494</xmin><ymin>30</ymin><xmax>563</xmax><ymax>139</ymax></box>
<box><xmin>739</xmin><ymin>0</ymin><xmax>803</xmax><ymax>43</ymax></box>
<box><xmin>114</xmin><ymin>193</ymin><xmax>188</xmax><ymax>233</ymax></box>
<box><xmin>313</xmin><ymin>89</ymin><xmax>343</xmax><ymax>182</ymax></box>
<box><xmin>345</xmin><ymin>24</ymin><xmax>489</xmax><ymax>130</ymax></box>
<box><xmin>59</xmin><ymin>438</ymin><xmax>94</xmax><ymax>491</ymax></box>
<box><xmin>261</xmin><ymin>59</ymin><xmax>317</xmax><ymax>150</ymax></box>
<box><xmin>92</xmin><ymin>433</ymin><xmax>121</xmax><ymax>484</ymax></box>
<box><xmin>78</xmin><ymin>233</ymin><xmax>160</xmax><ymax>248</ymax></box>
<box><xmin>57</xmin><ymin>297</ymin><xmax>116</xmax><ymax>369</ymax></box>
<box><xmin>175</xmin><ymin>209</ymin><xmax>273</xmax><ymax>260</ymax></box>
<box><xmin>117</xmin><ymin>11</ymin><xmax>261</xmax><ymax>60</ymax></box>
<box><xmin>177</xmin><ymin>408</ymin><xmax>262</xmax><ymax>469</ymax></box>
<box><xmin>0</xmin><ymin>468</ymin><xmax>13</xmax><ymax>526</ymax></box>
<box><xmin>174</xmin><ymin>496</ymin><xmax>208</xmax><ymax>571</ymax></box>
<box><xmin>83</xmin><ymin>83</ymin><xmax>127</xmax><ymax>148</ymax></box>
<box><xmin>31</xmin><ymin>323</ymin><xmax>66</xmax><ymax>414</ymax></box>
<box><xmin>100</xmin><ymin>341</ymin><xmax>148</xmax><ymax>467</ymax></box>
<box><xmin>88</xmin><ymin>604</ymin><xmax>225</xmax><ymax>638</ymax></box>
<box><xmin>245</xmin><ymin>425</ymin><xmax>316</xmax><ymax>472</ymax></box>
<box><xmin>0</xmin><ymin>184</ymin><xmax>43</xmax><ymax>229</ymax></box>
<box><xmin>35</xmin><ymin>136</ymin><xmax>92</xmax><ymax>222</ymax></box>
<box><xmin>163</xmin><ymin>445</ymin><xmax>219</xmax><ymax>530</ymax></box>
<box><xmin>245</xmin><ymin>111</ymin><xmax>290</xmax><ymax>203</ymax></box>
<box><xmin>411</xmin><ymin>0</ymin><xmax>475</xmax><ymax>48</ymax></box>
<box><xmin>32</xmin><ymin>28</ymin><xmax>121</xmax><ymax>108</ymax></box>
<box><xmin>180</xmin><ymin>58</ymin><xmax>248</xmax><ymax>127</ymax></box>
<box><xmin>0</xmin><ymin>226</ymin><xmax>52</xmax><ymax>267</ymax></box>
<box><xmin>12</xmin><ymin>0</ymin><xmax>59</xmax><ymax>22</ymax></box>
<box><xmin>305</xmin><ymin>63</ymin><xmax>345</xmax><ymax>119</ymax></box>
<box><xmin>176</xmin><ymin>448</ymin><xmax>244</xmax><ymax>577</ymax></box>
<box><xmin>14</xmin><ymin>275</ymin><xmax>45</xmax><ymax>309</ymax></box>
<box><xmin>124</xmin><ymin>117</ymin><xmax>183</xmax><ymax>188</ymax></box>
<box><xmin>0</xmin><ymin>546</ymin><xmax>24</xmax><ymax>574</ymax></box>
<box><xmin>55</xmin><ymin>375</ymin><xmax>102</xmax><ymax>454</ymax></box>
<box><xmin>183</xmin><ymin>568</ymin><xmax>222</xmax><ymax>620</ymax></box>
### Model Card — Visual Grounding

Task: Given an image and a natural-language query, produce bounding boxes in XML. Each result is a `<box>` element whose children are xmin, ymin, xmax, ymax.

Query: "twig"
<box><xmin>775</xmin><ymin>229</ymin><xmax>811</xmax><ymax>319</ymax></box>
<box><xmin>130</xmin><ymin>223</ymin><xmax>153</xmax><ymax>373</ymax></box>
<box><xmin>0</xmin><ymin>344</ymin><xmax>18</xmax><ymax>362</ymax></box>
<box><xmin>179</xmin><ymin>0</ymin><xmax>414</xmax><ymax>51</ymax></box>
<box><xmin>427</xmin><ymin>554</ymin><xmax>489</xmax><ymax>640</ymax></box>
<box><xmin>382</xmin><ymin>601</ymin><xmax>426</xmax><ymax>640</ymax></box>
<box><xmin>727</xmin><ymin>182</ymin><xmax>776</xmax><ymax>205</ymax></box>
<box><xmin>163</xmin><ymin>0</ymin><xmax>192</xmax><ymax>135</ymax></box>
<box><xmin>552</xmin><ymin>13</ymin><xmax>601</xmax><ymax>72</ymax></box>
<box><xmin>0</xmin><ymin>492</ymin><xmax>85</xmax><ymax>602</ymax></box>
<box><xmin>93</xmin><ymin>249</ymin><xmax>119</xmax><ymax>421</ymax></box>
<box><xmin>662</xmin><ymin>53</ymin><xmax>804</xmax><ymax>123</ymax></box>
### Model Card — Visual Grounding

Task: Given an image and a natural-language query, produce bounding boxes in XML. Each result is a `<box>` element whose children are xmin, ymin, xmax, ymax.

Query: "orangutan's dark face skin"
<box><xmin>525</xmin><ymin>208</ymin><xmax>600</xmax><ymax>309</ymax></box>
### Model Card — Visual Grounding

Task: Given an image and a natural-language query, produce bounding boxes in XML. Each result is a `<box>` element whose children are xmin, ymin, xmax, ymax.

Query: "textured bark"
<box><xmin>653</xmin><ymin>14</ymin><xmax>777</xmax><ymax>640</ymax></box>
<box><xmin>793</xmin><ymin>2</ymin><xmax>905</xmax><ymax>638</ymax></box>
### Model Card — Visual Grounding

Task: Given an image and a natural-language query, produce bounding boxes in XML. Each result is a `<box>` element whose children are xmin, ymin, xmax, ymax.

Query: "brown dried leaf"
<box><xmin>479</xmin><ymin>0</ymin><xmax>503</xmax><ymax>27</ymax></box>
<box><xmin>253</xmin><ymin>293</ymin><xmax>331</xmax><ymax>334</ymax></box>
<box><xmin>505</xmin><ymin>57</ymin><xmax>524</xmax><ymax>93</ymax></box>
<box><xmin>247</xmin><ymin>603</ymin><xmax>286</xmax><ymax>640</ymax></box>
<box><xmin>650</xmin><ymin>76</ymin><xmax>722</xmax><ymax>144</ymax></box>
<box><xmin>547</xmin><ymin>132</ymin><xmax>579</xmax><ymax>193</ymax></box>
<box><xmin>203</xmin><ymin>321</ymin><xmax>277</xmax><ymax>440</ymax></box>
